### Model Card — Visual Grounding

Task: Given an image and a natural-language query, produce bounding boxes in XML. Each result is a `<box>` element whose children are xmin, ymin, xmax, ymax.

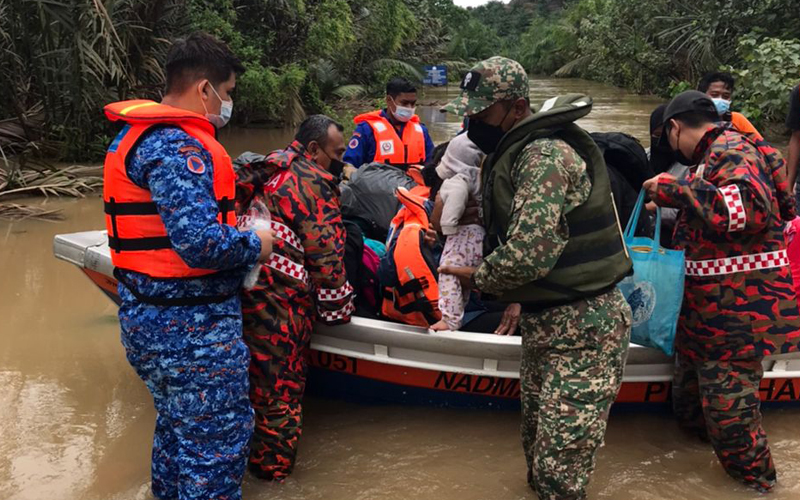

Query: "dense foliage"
<box><xmin>0</xmin><ymin>0</ymin><xmax>470</xmax><ymax>162</ymax></box>
<box><xmin>3</xmin><ymin>0</ymin><xmax>800</xmax><ymax>166</ymax></box>
<box><xmin>511</xmin><ymin>0</ymin><xmax>800</xmax><ymax>126</ymax></box>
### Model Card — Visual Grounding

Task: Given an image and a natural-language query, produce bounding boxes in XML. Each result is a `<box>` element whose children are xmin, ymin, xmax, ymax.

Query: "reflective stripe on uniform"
<box><xmin>267</xmin><ymin>253</ymin><xmax>308</xmax><ymax>283</ymax></box>
<box><xmin>685</xmin><ymin>249</ymin><xmax>788</xmax><ymax>277</ymax></box>
<box><xmin>318</xmin><ymin>300</ymin><xmax>355</xmax><ymax>323</ymax></box>
<box><xmin>271</xmin><ymin>220</ymin><xmax>303</xmax><ymax>253</ymax></box>
<box><xmin>720</xmin><ymin>184</ymin><xmax>746</xmax><ymax>232</ymax></box>
<box><xmin>317</xmin><ymin>281</ymin><xmax>353</xmax><ymax>302</ymax></box>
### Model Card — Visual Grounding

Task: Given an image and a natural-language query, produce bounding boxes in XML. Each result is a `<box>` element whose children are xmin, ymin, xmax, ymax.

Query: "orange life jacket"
<box><xmin>354</xmin><ymin>110</ymin><xmax>426</xmax><ymax>166</ymax></box>
<box><xmin>103</xmin><ymin>99</ymin><xmax>235</xmax><ymax>278</ymax></box>
<box><xmin>381</xmin><ymin>186</ymin><xmax>440</xmax><ymax>327</ymax></box>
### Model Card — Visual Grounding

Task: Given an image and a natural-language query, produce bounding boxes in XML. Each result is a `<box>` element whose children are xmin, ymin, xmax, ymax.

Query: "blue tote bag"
<box><xmin>618</xmin><ymin>190</ymin><xmax>685</xmax><ymax>356</ymax></box>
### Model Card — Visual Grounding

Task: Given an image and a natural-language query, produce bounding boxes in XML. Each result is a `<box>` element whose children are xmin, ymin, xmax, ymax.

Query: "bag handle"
<box><xmin>624</xmin><ymin>189</ymin><xmax>663</xmax><ymax>248</ymax></box>
<box><xmin>624</xmin><ymin>189</ymin><xmax>646</xmax><ymax>240</ymax></box>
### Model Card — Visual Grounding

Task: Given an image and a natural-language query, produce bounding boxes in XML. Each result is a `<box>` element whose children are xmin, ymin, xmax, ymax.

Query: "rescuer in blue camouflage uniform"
<box><xmin>107</xmin><ymin>33</ymin><xmax>273</xmax><ymax>500</ymax></box>
<box><xmin>440</xmin><ymin>57</ymin><xmax>633</xmax><ymax>500</ymax></box>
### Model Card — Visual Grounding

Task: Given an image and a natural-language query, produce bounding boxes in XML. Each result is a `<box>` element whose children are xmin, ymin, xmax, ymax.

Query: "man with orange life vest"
<box><xmin>343</xmin><ymin>77</ymin><xmax>435</xmax><ymax>171</ymax></box>
<box><xmin>103</xmin><ymin>33</ymin><xmax>273</xmax><ymax>500</ymax></box>
<box><xmin>235</xmin><ymin>114</ymin><xmax>354</xmax><ymax>480</ymax></box>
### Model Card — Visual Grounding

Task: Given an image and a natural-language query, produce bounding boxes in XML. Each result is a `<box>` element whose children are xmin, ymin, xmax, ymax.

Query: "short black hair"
<box><xmin>698</xmin><ymin>72</ymin><xmax>735</xmax><ymax>93</ymax></box>
<box><xmin>386</xmin><ymin>77</ymin><xmax>417</xmax><ymax>98</ymax></box>
<box><xmin>165</xmin><ymin>32</ymin><xmax>245</xmax><ymax>95</ymax></box>
<box><xmin>667</xmin><ymin>110</ymin><xmax>717</xmax><ymax>130</ymax></box>
<box><xmin>295</xmin><ymin>115</ymin><xmax>344</xmax><ymax>148</ymax></box>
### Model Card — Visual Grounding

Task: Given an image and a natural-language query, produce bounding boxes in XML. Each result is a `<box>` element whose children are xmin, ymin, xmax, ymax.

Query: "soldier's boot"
<box><xmin>699</xmin><ymin>358</ymin><xmax>776</xmax><ymax>491</ymax></box>
<box><xmin>672</xmin><ymin>354</ymin><xmax>709</xmax><ymax>442</ymax></box>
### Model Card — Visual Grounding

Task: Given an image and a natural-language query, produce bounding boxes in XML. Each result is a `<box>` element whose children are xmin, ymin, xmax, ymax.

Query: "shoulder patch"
<box><xmin>186</xmin><ymin>155</ymin><xmax>206</xmax><ymax>175</ymax></box>
<box><xmin>349</xmin><ymin>138</ymin><xmax>359</xmax><ymax>149</ymax></box>
<box><xmin>352</xmin><ymin>131</ymin><xmax>361</xmax><ymax>138</ymax></box>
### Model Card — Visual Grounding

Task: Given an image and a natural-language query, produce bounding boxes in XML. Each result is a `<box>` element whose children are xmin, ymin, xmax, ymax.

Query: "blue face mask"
<box><xmin>712</xmin><ymin>98</ymin><xmax>731</xmax><ymax>116</ymax></box>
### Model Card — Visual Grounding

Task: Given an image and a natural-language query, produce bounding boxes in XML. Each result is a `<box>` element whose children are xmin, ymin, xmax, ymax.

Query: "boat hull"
<box><xmin>55</xmin><ymin>231</ymin><xmax>800</xmax><ymax>407</ymax></box>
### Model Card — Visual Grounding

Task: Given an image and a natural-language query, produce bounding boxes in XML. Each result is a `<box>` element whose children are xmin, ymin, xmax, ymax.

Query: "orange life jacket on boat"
<box><xmin>102</xmin><ymin>99</ymin><xmax>235</xmax><ymax>278</ymax></box>
<box><xmin>354</xmin><ymin>110</ymin><xmax>426</xmax><ymax>166</ymax></box>
<box><xmin>381</xmin><ymin>186</ymin><xmax>441</xmax><ymax>327</ymax></box>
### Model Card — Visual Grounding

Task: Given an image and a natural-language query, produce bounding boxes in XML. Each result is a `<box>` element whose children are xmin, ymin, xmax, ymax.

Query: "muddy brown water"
<box><xmin>2</xmin><ymin>78</ymin><xmax>799</xmax><ymax>500</ymax></box>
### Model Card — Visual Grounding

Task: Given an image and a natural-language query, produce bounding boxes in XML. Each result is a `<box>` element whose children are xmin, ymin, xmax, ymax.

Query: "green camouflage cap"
<box><xmin>441</xmin><ymin>56</ymin><xmax>529</xmax><ymax>116</ymax></box>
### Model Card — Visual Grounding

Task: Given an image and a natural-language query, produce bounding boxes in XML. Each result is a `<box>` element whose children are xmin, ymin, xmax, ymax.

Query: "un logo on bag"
<box><xmin>623</xmin><ymin>277</ymin><xmax>656</xmax><ymax>327</ymax></box>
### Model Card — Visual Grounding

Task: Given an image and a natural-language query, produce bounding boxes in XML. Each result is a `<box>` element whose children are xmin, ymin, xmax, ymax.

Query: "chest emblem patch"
<box><xmin>186</xmin><ymin>156</ymin><xmax>206</xmax><ymax>175</ymax></box>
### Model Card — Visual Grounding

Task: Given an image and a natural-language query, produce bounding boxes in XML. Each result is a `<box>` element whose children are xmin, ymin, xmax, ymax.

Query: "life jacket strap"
<box><xmin>382</xmin><ymin>287</ymin><xmax>439</xmax><ymax>324</ymax></box>
<box><xmin>105</xmin><ymin>197</ymin><xmax>235</xmax><ymax>252</ymax></box>
<box><xmin>108</xmin><ymin>235</ymin><xmax>172</xmax><ymax>252</ymax></box>
<box><xmin>114</xmin><ymin>268</ymin><xmax>232</xmax><ymax>306</ymax></box>
<box><xmin>104</xmin><ymin>198</ymin><xmax>234</xmax><ymax>216</ymax></box>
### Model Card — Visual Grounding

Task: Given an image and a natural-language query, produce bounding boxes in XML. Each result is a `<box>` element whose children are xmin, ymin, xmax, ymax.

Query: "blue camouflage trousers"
<box><xmin>119</xmin><ymin>298</ymin><xmax>254</xmax><ymax>500</ymax></box>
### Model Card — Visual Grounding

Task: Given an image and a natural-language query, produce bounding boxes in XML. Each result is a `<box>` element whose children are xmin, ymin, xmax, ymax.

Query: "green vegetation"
<box><xmin>0</xmin><ymin>0</ymin><xmax>476</xmax><ymax>167</ymax></box>
<box><xmin>2</xmin><ymin>0</ymin><xmax>800</xmax><ymax>175</ymax></box>
<box><xmin>508</xmin><ymin>0</ymin><xmax>800</xmax><ymax>127</ymax></box>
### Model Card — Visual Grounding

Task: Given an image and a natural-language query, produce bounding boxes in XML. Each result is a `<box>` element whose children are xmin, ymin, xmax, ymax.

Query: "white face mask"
<box><xmin>202</xmin><ymin>82</ymin><xmax>233</xmax><ymax>128</ymax></box>
<box><xmin>391</xmin><ymin>98</ymin><xmax>415</xmax><ymax>123</ymax></box>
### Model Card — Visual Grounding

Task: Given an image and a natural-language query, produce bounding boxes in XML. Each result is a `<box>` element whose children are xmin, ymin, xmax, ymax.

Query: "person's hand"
<box><xmin>643</xmin><ymin>173</ymin><xmax>676</xmax><ymax>202</ymax></box>
<box><xmin>423</xmin><ymin>224</ymin><xmax>438</xmax><ymax>247</ymax></box>
<box><xmin>495</xmin><ymin>303</ymin><xmax>521</xmax><ymax>336</ymax></box>
<box><xmin>256</xmin><ymin>229</ymin><xmax>276</xmax><ymax>261</ymax></box>
<box><xmin>431</xmin><ymin>194</ymin><xmax>482</xmax><ymax>236</ymax></box>
<box><xmin>343</xmin><ymin>164</ymin><xmax>357</xmax><ymax>181</ymax></box>
<box><xmin>645</xmin><ymin>201</ymin><xmax>658</xmax><ymax>212</ymax></box>
<box><xmin>459</xmin><ymin>199</ymin><xmax>481</xmax><ymax>226</ymax></box>
<box><xmin>431</xmin><ymin>193</ymin><xmax>444</xmax><ymax>234</ymax></box>
<box><xmin>438</xmin><ymin>265</ymin><xmax>476</xmax><ymax>289</ymax></box>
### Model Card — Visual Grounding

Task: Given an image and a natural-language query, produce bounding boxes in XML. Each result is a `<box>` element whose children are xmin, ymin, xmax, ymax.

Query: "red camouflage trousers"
<box><xmin>672</xmin><ymin>353</ymin><xmax>775</xmax><ymax>491</ymax></box>
<box><xmin>241</xmin><ymin>292</ymin><xmax>313</xmax><ymax>481</ymax></box>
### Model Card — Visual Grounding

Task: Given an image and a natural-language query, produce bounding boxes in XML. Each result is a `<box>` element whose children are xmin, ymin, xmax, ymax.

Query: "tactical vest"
<box><xmin>103</xmin><ymin>99</ymin><xmax>236</xmax><ymax>279</ymax></box>
<box><xmin>481</xmin><ymin>94</ymin><xmax>632</xmax><ymax>309</ymax></box>
<box><xmin>354</xmin><ymin>110</ymin><xmax>426</xmax><ymax>166</ymax></box>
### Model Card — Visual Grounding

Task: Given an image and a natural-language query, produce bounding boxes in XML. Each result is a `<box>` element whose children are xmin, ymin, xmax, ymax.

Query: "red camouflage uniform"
<box><xmin>655</xmin><ymin>124</ymin><xmax>800</xmax><ymax>490</ymax></box>
<box><xmin>235</xmin><ymin>140</ymin><xmax>354</xmax><ymax>480</ymax></box>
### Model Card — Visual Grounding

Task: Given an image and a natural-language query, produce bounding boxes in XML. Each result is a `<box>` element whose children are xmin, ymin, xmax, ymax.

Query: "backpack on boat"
<box><xmin>591</xmin><ymin>132</ymin><xmax>654</xmax><ymax>233</ymax></box>
<box><xmin>590</xmin><ymin>132</ymin><xmax>653</xmax><ymax>189</ymax></box>
<box><xmin>343</xmin><ymin>219</ymin><xmax>381</xmax><ymax>318</ymax></box>
<box><xmin>378</xmin><ymin>186</ymin><xmax>441</xmax><ymax>327</ymax></box>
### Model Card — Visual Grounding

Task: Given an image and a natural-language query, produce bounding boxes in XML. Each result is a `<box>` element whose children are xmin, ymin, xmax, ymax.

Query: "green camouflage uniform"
<box><xmin>444</xmin><ymin>57</ymin><xmax>632</xmax><ymax>500</ymax></box>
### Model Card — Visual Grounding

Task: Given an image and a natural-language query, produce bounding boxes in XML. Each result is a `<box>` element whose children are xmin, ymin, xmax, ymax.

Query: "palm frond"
<box><xmin>369</xmin><ymin>58</ymin><xmax>423</xmax><ymax>81</ymax></box>
<box><xmin>554</xmin><ymin>55</ymin><xmax>593</xmax><ymax>77</ymax></box>
<box><xmin>330</xmin><ymin>84</ymin><xmax>368</xmax><ymax>100</ymax></box>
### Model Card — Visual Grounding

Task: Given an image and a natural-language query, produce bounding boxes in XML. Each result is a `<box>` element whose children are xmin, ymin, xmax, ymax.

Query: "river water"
<box><xmin>2</xmin><ymin>78</ymin><xmax>799</xmax><ymax>500</ymax></box>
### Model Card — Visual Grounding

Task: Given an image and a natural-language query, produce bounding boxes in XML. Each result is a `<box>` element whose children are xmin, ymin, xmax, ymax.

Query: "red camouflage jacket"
<box><xmin>656</xmin><ymin>125</ymin><xmax>800</xmax><ymax>360</ymax></box>
<box><xmin>235</xmin><ymin>141</ymin><xmax>354</xmax><ymax>325</ymax></box>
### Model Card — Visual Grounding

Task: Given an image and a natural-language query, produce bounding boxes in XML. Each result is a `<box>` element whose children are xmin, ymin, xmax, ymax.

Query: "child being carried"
<box><xmin>430</xmin><ymin>133</ymin><xmax>486</xmax><ymax>331</ymax></box>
